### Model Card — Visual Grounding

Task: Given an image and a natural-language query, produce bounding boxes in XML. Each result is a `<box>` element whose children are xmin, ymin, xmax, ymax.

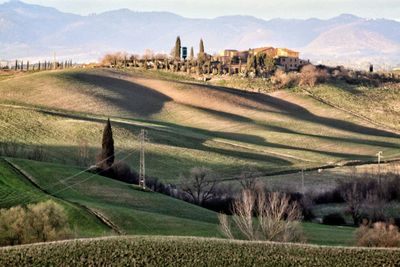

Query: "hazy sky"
<box><xmin>2</xmin><ymin>0</ymin><xmax>400</xmax><ymax>20</ymax></box>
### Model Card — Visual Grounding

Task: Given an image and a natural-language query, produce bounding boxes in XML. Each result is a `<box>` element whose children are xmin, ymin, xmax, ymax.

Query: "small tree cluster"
<box><xmin>0</xmin><ymin>200</ymin><xmax>72</xmax><ymax>246</ymax></box>
<box><xmin>356</xmin><ymin>221</ymin><xmax>400</xmax><ymax>247</ymax></box>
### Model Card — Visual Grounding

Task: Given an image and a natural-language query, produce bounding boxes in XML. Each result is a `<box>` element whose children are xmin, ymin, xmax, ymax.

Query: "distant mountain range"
<box><xmin>1</xmin><ymin>0</ymin><xmax>399</xmax><ymax>69</ymax></box>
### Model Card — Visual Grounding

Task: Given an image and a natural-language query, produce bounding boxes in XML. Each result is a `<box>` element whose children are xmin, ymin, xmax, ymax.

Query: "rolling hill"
<box><xmin>0</xmin><ymin>156</ymin><xmax>354</xmax><ymax>245</ymax></box>
<box><xmin>0</xmin><ymin>68</ymin><xmax>399</xmax><ymax>184</ymax></box>
<box><xmin>0</xmin><ymin>1</ymin><xmax>399</xmax><ymax>67</ymax></box>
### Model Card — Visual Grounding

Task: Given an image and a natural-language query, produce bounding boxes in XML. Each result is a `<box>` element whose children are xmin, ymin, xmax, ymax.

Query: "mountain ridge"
<box><xmin>0</xmin><ymin>0</ymin><xmax>399</xmax><ymax>68</ymax></box>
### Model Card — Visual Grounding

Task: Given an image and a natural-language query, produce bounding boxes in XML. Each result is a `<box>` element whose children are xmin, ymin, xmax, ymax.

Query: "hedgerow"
<box><xmin>1</xmin><ymin>236</ymin><xmax>400</xmax><ymax>266</ymax></box>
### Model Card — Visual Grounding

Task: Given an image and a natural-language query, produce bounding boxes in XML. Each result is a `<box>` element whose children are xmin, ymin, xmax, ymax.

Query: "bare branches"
<box><xmin>219</xmin><ymin>189</ymin><xmax>304</xmax><ymax>242</ymax></box>
<box><xmin>238</xmin><ymin>169</ymin><xmax>263</xmax><ymax>192</ymax></box>
<box><xmin>232</xmin><ymin>190</ymin><xmax>256</xmax><ymax>240</ymax></box>
<box><xmin>218</xmin><ymin>213</ymin><xmax>234</xmax><ymax>240</ymax></box>
<box><xmin>180</xmin><ymin>167</ymin><xmax>219</xmax><ymax>205</ymax></box>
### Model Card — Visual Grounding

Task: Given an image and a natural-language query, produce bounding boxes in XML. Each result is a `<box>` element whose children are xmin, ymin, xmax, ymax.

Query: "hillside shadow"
<box><xmin>64</xmin><ymin>72</ymin><xmax>172</xmax><ymax>117</ymax></box>
<box><xmin>263</xmin><ymin>125</ymin><xmax>400</xmax><ymax>150</ymax></box>
<box><xmin>177</xmin><ymin>81</ymin><xmax>399</xmax><ymax>139</ymax></box>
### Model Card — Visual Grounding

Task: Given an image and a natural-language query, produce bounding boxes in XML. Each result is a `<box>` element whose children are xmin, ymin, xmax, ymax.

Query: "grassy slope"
<box><xmin>304</xmin><ymin>81</ymin><xmax>400</xmax><ymax>132</ymax></box>
<box><xmin>3</xmin><ymin>158</ymin><xmax>354</xmax><ymax>245</ymax></box>
<box><xmin>0</xmin><ymin>158</ymin><xmax>109</xmax><ymax>237</ymax></box>
<box><xmin>1</xmin><ymin>236</ymin><xmax>398</xmax><ymax>267</ymax></box>
<box><xmin>0</xmin><ymin>68</ymin><xmax>399</xmax><ymax>184</ymax></box>
<box><xmin>8</xmin><ymin>158</ymin><xmax>222</xmax><ymax>237</ymax></box>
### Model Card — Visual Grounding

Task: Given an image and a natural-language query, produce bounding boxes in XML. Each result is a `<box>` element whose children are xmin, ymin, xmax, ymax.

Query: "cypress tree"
<box><xmin>199</xmin><ymin>38</ymin><xmax>204</xmax><ymax>54</ymax></box>
<box><xmin>198</xmin><ymin>38</ymin><xmax>205</xmax><ymax>64</ymax></box>
<box><xmin>190</xmin><ymin>47</ymin><xmax>194</xmax><ymax>61</ymax></box>
<box><xmin>101</xmin><ymin>118</ymin><xmax>115</xmax><ymax>168</ymax></box>
<box><xmin>174</xmin><ymin>36</ymin><xmax>181</xmax><ymax>60</ymax></box>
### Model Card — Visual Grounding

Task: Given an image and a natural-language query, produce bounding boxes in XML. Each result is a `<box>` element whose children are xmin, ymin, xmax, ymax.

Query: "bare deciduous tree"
<box><xmin>257</xmin><ymin>191</ymin><xmax>303</xmax><ymax>242</ymax></box>
<box><xmin>218</xmin><ymin>213</ymin><xmax>234</xmax><ymax>240</ymax></box>
<box><xmin>232</xmin><ymin>190</ymin><xmax>256</xmax><ymax>240</ymax></box>
<box><xmin>238</xmin><ymin>169</ymin><xmax>263</xmax><ymax>191</ymax></box>
<box><xmin>219</xmin><ymin>189</ymin><xmax>304</xmax><ymax>242</ymax></box>
<box><xmin>342</xmin><ymin>182</ymin><xmax>367</xmax><ymax>225</ymax></box>
<box><xmin>180</xmin><ymin>167</ymin><xmax>218</xmax><ymax>205</ymax></box>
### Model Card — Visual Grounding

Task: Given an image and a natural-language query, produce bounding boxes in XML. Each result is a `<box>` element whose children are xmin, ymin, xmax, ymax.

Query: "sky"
<box><xmin>1</xmin><ymin>0</ymin><xmax>400</xmax><ymax>20</ymax></box>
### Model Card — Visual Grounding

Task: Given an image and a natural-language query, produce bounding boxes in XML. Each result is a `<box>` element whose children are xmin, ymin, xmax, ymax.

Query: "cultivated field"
<box><xmin>0</xmin><ymin>236</ymin><xmax>399</xmax><ymax>267</ymax></box>
<box><xmin>0</xmin><ymin>68</ymin><xmax>399</xmax><ymax>184</ymax></box>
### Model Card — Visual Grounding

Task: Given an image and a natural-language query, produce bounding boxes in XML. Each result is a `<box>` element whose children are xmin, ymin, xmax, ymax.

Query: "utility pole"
<box><xmin>376</xmin><ymin>151</ymin><xmax>383</xmax><ymax>186</ymax></box>
<box><xmin>301</xmin><ymin>169</ymin><xmax>305</xmax><ymax>195</ymax></box>
<box><xmin>139</xmin><ymin>129</ymin><xmax>148</xmax><ymax>189</ymax></box>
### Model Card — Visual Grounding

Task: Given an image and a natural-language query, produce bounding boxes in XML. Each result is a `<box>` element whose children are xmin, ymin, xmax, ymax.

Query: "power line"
<box><xmin>0</xmin><ymin>147</ymin><xmax>138</xmax><ymax>206</ymax></box>
<box><xmin>139</xmin><ymin>129</ymin><xmax>148</xmax><ymax>189</ymax></box>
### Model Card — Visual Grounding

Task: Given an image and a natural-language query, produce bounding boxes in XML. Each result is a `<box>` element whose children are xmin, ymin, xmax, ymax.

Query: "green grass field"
<box><xmin>5</xmin><ymin>158</ymin><xmax>221</xmax><ymax>237</ymax></box>
<box><xmin>0</xmin><ymin>157</ymin><xmax>355</xmax><ymax>245</ymax></box>
<box><xmin>0</xmin><ymin>158</ymin><xmax>110</xmax><ymax>237</ymax></box>
<box><xmin>1</xmin><ymin>236</ymin><xmax>399</xmax><ymax>267</ymax></box>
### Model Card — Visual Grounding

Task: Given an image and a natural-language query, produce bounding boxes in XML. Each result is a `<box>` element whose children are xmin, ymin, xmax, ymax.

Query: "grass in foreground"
<box><xmin>0</xmin><ymin>235</ymin><xmax>398</xmax><ymax>267</ymax></box>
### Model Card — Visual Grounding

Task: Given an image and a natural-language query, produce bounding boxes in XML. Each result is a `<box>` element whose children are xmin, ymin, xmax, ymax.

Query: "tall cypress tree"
<box><xmin>190</xmin><ymin>47</ymin><xmax>194</xmax><ymax>61</ymax></box>
<box><xmin>101</xmin><ymin>118</ymin><xmax>115</xmax><ymax>168</ymax></box>
<box><xmin>198</xmin><ymin>38</ymin><xmax>205</xmax><ymax>64</ymax></box>
<box><xmin>175</xmin><ymin>36</ymin><xmax>181</xmax><ymax>60</ymax></box>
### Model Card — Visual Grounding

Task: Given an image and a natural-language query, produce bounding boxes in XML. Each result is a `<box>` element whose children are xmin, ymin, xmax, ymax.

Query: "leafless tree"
<box><xmin>342</xmin><ymin>182</ymin><xmax>365</xmax><ymax>225</ymax></box>
<box><xmin>77</xmin><ymin>137</ymin><xmax>90</xmax><ymax>167</ymax></box>
<box><xmin>238</xmin><ymin>168</ymin><xmax>263</xmax><ymax>191</ymax></box>
<box><xmin>180</xmin><ymin>167</ymin><xmax>218</xmax><ymax>205</ymax></box>
<box><xmin>218</xmin><ymin>213</ymin><xmax>234</xmax><ymax>240</ymax></box>
<box><xmin>219</xmin><ymin>189</ymin><xmax>304</xmax><ymax>242</ymax></box>
<box><xmin>257</xmin><ymin>191</ymin><xmax>303</xmax><ymax>242</ymax></box>
<box><xmin>232</xmin><ymin>190</ymin><xmax>256</xmax><ymax>240</ymax></box>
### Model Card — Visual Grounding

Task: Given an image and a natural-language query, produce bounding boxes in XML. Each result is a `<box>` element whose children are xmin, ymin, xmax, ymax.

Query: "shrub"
<box><xmin>322</xmin><ymin>213</ymin><xmax>346</xmax><ymax>226</ymax></box>
<box><xmin>0</xmin><ymin>201</ymin><xmax>72</xmax><ymax>246</ymax></box>
<box><xmin>219</xmin><ymin>190</ymin><xmax>304</xmax><ymax>242</ymax></box>
<box><xmin>111</xmin><ymin>161</ymin><xmax>139</xmax><ymax>184</ymax></box>
<box><xmin>356</xmin><ymin>222</ymin><xmax>400</xmax><ymax>247</ymax></box>
<box><xmin>271</xmin><ymin>69</ymin><xmax>299</xmax><ymax>88</ymax></box>
<box><xmin>299</xmin><ymin>65</ymin><xmax>328</xmax><ymax>87</ymax></box>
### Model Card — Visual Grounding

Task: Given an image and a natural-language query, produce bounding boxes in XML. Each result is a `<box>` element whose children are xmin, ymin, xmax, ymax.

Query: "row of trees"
<box><xmin>0</xmin><ymin>60</ymin><xmax>74</xmax><ymax>71</ymax></box>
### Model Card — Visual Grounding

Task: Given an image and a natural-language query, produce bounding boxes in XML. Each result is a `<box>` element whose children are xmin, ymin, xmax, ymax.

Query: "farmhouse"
<box><xmin>215</xmin><ymin>46</ymin><xmax>309</xmax><ymax>72</ymax></box>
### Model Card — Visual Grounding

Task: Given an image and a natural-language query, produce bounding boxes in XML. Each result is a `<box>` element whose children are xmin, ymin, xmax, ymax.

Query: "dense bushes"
<box><xmin>0</xmin><ymin>201</ymin><xmax>72</xmax><ymax>246</ymax></box>
<box><xmin>1</xmin><ymin>236</ymin><xmax>400</xmax><ymax>267</ymax></box>
<box><xmin>322</xmin><ymin>213</ymin><xmax>346</xmax><ymax>226</ymax></box>
<box><xmin>356</xmin><ymin>222</ymin><xmax>400</xmax><ymax>247</ymax></box>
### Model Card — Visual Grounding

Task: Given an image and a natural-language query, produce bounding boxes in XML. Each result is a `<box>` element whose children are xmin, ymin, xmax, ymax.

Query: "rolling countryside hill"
<box><xmin>0</xmin><ymin>68</ymin><xmax>399</xmax><ymax>184</ymax></box>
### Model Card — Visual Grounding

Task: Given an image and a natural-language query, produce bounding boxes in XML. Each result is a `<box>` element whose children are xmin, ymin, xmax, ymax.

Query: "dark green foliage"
<box><xmin>323</xmin><ymin>213</ymin><xmax>347</xmax><ymax>226</ymax></box>
<box><xmin>199</xmin><ymin>38</ymin><xmax>204</xmax><ymax>54</ymax></box>
<box><xmin>100</xmin><ymin>118</ymin><xmax>115</xmax><ymax>168</ymax></box>
<box><xmin>1</xmin><ymin>236</ymin><xmax>400</xmax><ymax>266</ymax></box>
<box><xmin>175</xmin><ymin>36</ymin><xmax>181</xmax><ymax>60</ymax></box>
<box><xmin>198</xmin><ymin>39</ymin><xmax>205</xmax><ymax>64</ymax></box>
